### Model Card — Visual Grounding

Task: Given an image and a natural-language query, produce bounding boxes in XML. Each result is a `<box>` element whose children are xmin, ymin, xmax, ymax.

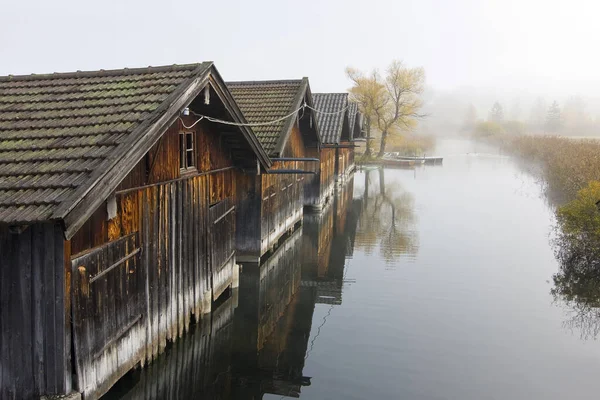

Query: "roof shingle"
<box><xmin>0</xmin><ymin>63</ymin><xmax>210</xmax><ymax>224</ymax></box>
<box><xmin>226</xmin><ymin>80</ymin><xmax>304</xmax><ymax>154</ymax></box>
<box><xmin>312</xmin><ymin>93</ymin><xmax>348</xmax><ymax>144</ymax></box>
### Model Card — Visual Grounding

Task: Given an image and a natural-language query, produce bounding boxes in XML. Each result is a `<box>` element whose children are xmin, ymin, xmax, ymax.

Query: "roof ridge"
<box><xmin>226</xmin><ymin>79</ymin><xmax>304</xmax><ymax>86</ymax></box>
<box><xmin>0</xmin><ymin>63</ymin><xmax>210</xmax><ymax>82</ymax></box>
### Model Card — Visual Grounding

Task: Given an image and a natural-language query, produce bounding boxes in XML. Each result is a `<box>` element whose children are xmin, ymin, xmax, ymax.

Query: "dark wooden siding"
<box><xmin>281</xmin><ymin>124</ymin><xmax>307</xmax><ymax>158</ymax></box>
<box><xmin>259</xmin><ymin>159</ymin><xmax>303</xmax><ymax>256</ymax></box>
<box><xmin>336</xmin><ymin>145</ymin><xmax>355</xmax><ymax>181</ymax></box>
<box><xmin>67</xmin><ymin>113</ymin><xmax>242</xmax><ymax>399</ymax></box>
<box><xmin>71</xmin><ymin>233</ymin><xmax>144</xmax><ymax>399</ymax></box>
<box><xmin>0</xmin><ymin>223</ymin><xmax>71</xmax><ymax>400</ymax></box>
<box><xmin>71</xmin><ymin>116</ymin><xmax>235</xmax><ymax>256</ymax></box>
<box><xmin>209</xmin><ymin>197</ymin><xmax>236</xmax><ymax>299</ymax></box>
<box><xmin>236</xmin><ymin>123</ymin><xmax>306</xmax><ymax>260</ymax></box>
<box><xmin>304</xmin><ymin>147</ymin><xmax>336</xmax><ymax>209</ymax></box>
<box><xmin>235</xmin><ymin>172</ymin><xmax>262</xmax><ymax>257</ymax></box>
<box><xmin>103</xmin><ymin>294</ymin><xmax>236</xmax><ymax>400</ymax></box>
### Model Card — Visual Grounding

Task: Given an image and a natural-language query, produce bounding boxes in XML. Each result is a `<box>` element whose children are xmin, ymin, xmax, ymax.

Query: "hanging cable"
<box><xmin>190</xmin><ymin>106</ymin><xmax>303</xmax><ymax>127</ymax></box>
<box><xmin>305</xmin><ymin>104</ymin><xmax>350</xmax><ymax>115</ymax></box>
<box><xmin>178</xmin><ymin>116</ymin><xmax>204</xmax><ymax>129</ymax></box>
<box><xmin>178</xmin><ymin>100</ymin><xmax>351</xmax><ymax>129</ymax></box>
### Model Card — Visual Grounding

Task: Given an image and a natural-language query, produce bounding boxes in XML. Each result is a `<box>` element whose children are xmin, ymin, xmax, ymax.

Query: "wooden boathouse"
<box><xmin>227</xmin><ymin>79</ymin><xmax>321</xmax><ymax>262</ymax></box>
<box><xmin>0</xmin><ymin>63</ymin><xmax>271</xmax><ymax>400</ymax></box>
<box><xmin>313</xmin><ymin>93</ymin><xmax>359</xmax><ymax>184</ymax></box>
<box><xmin>102</xmin><ymin>227</ymin><xmax>312</xmax><ymax>399</ymax></box>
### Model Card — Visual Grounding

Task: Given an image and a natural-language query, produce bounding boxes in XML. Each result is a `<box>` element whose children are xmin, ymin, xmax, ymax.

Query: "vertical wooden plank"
<box><xmin>164</xmin><ymin>183</ymin><xmax>172</xmax><ymax>346</ymax></box>
<box><xmin>171</xmin><ymin>182</ymin><xmax>178</xmax><ymax>340</ymax></box>
<box><xmin>181</xmin><ymin>178</ymin><xmax>193</xmax><ymax>333</ymax></box>
<box><xmin>43</xmin><ymin>225</ymin><xmax>58</xmax><ymax>392</ymax></box>
<box><xmin>192</xmin><ymin>178</ymin><xmax>200</xmax><ymax>318</ymax></box>
<box><xmin>159</xmin><ymin>184</ymin><xmax>167</xmax><ymax>352</ymax></box>
<box><xmin>9</xmin><ymin>228</ymin><xmax>29</xmax><ymax>398</ymax></box>
<box><xmin>201</xmin><ymin>175</ymin><xmax>210</xmax><ymax>311</ymax></box>
<box><xmin>31</xmin><ymin>225</ymin><xmax>46</xmax><ymax>395</ymax></box>
<box><xmin>92</xmin><ymin>243</ymin><xmax>106</xmax><ymax>390</ymax></box>
<box><xmin>106</xmin><ymin>233</ymin><xmax>118</xmax><ymax>380</ymax></box>
<box><xmin>62</xmin><ymin>232</ymin><xmax>72</xmax><ymax>394</ymax></box>
<box><xmin>71</xmin><ymin>252</ymin><xmax>88</xmax><ymax>394</ymax></box>
<box><xmin>156</xmin><ymin>185</ymin><xmax>162</xmax><ymax>348</ymax></box>
<box><xmin>0</xmin><ymin>232</ymin><xmax>6</xmax><ymax>399</ymax></box>
<box><xmin>177</xmin><ymin>180</ymin><xmax>184</xmax><ymax>338</ymax></box>
<box><xmin>143</xmin><ymin>189</ymin><xmax>155</xmax><ymax>361</ymax></box>
<box><xmin>183</xmin><ymin>179</ymin><xmax>191</xmax><ymax>330</ymax></box>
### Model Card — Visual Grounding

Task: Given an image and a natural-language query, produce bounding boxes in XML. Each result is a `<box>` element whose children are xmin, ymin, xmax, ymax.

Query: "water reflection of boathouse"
<box><xmin>102</xmin><ymin>174</ymin><xmax>362</xmax><ymax>399</ymax></box>
<box><xmin>301</xmin><ymin>178</ymin><xmax>362</xmax><ymax>305</ymax></box>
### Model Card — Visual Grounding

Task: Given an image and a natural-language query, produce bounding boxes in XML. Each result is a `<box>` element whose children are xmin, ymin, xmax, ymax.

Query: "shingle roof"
<box><xmin>0</xmin><ymin>63</ymin><xmax>218</xmax><ymax>226</ymax></box>
<box><xmin>226</xmin><ymin>79</ymin><xmax>305</xmax><ymax>154</ymax></box>
<box><xmin>312</xmin><ymin>93</ymin><xmax>348</xmax><ymax>144</ymax></box>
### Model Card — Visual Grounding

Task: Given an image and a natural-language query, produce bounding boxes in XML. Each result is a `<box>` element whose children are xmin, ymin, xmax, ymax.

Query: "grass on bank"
<box><xmin>474</xmin><ymin>127</ymin><xmax>600</xmax><ymax>203</ymax></box>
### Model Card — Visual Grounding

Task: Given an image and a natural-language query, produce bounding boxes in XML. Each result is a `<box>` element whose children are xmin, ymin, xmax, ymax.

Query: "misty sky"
<box><xmin>0</xmin><ymin>0</ymin><xmax>597</xmax><ymax>96</ymax></box>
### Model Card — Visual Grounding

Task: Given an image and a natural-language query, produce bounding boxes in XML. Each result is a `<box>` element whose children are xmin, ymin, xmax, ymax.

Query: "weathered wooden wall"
<box><xmin>235</xmin><ymin>172</ymin><xmax>261</xmax><ymax>259</ymax></box>
<box><xmin>70</xmin><ymin>116</ymin><xmax>234</xmax><ymax>256</ymax></box>
<box><xmin>67</xmin><ymin>114</ymin><xmax>241</xmax><ymax>399</ymax></box>
<box><xmin>262</xmin><ymin>124</ymin><xmax>306</xmax><ymax>255</ymax></box>
<box><xmin>259</xmin><ymin>159</ymin><xmax>303</xmax><ymax>257</ymax></box>
<box><xmin>237</xmin><ymin>123</ymin><xmax>306</xmax><ymax>261</ymax></box>
<box><xmin>303</xmin><ymin>147</ymin><xmax>336</xmax><ymax>210</ymax></box>
<box><xmin>0</xmin><ymin>223</ymin><xmax>72</xmax><ymax>400</ymax></box>
<box><xmin>71</xmin><ymin>233</ymin><xmax>144</xmax><ymax>399</ymax></box>
<box><xmin>336</xmin><ymin>146</ymin><xmax>355</xmax><ymax>182</ymax></box>
<box><xmin>102</xmin><ymin>293</ymin><xmax>237</xmax><ymax>400</ymax></box>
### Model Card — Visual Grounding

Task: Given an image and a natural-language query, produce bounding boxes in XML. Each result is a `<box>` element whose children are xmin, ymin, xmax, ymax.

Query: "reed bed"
<box><xmin>503</xmin><ymin>135</ymin><xmax>600</xmax><ymax>202</ymax></box>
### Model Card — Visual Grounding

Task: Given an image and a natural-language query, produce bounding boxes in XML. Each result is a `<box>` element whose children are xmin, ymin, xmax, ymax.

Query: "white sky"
<box><xmin>1</xmin><ymin>0</ymin><xmax>598</xmax><ymax>95</ymax></box>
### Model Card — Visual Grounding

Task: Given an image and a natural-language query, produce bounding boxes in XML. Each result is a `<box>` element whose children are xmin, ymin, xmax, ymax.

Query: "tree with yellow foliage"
<box><xmin>347</xmin><ymin>61</ymin><xmax>426</xmax><ymax>157</ymax></box>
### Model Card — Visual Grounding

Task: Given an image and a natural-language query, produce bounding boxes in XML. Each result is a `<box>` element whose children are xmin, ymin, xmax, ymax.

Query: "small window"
<box><xmin>179</xmin><ymin>132</ymin><xmax>196</xmax><ymax>172</ymax></box>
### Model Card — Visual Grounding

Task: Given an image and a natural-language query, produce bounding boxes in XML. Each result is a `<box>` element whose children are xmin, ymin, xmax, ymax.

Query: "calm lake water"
<box><xmin>104</xmin><ymin>139</ymin><xmax>600</xmax><ymax>399</ymax></box>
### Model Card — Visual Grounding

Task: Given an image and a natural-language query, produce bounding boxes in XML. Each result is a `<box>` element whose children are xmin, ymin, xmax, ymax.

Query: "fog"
<box><xmin>1</xmin><ymin>0</ymin><xmax>598</xmax><ymax>135</ymax></box>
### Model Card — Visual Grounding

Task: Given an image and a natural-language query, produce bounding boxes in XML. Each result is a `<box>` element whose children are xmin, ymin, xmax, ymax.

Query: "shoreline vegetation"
<box><xmin>472</xmin><ymin>128</ymin><xmax>600</xmax><ymax>324</ymax></box>
<box><xmin>473</xmin><ymin>130</ymin><xmax>600</xmax><ymax>204</ymax></box>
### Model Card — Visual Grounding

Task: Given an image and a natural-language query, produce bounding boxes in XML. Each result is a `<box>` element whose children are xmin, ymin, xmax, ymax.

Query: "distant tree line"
<box><xmin>467</xmin><ymin>95</ymin><xmax>598</xmax><ymax>138</ymax></box>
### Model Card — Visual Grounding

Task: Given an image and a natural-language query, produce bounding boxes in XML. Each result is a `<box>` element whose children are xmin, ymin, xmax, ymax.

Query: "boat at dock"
<box><xmin>386</xmin><ymin>153</ymin><xmax>443</xmax><ymax>165</ymax></box>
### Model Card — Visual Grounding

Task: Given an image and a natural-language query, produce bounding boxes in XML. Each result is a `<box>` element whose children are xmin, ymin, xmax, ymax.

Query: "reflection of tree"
<box><xmin>356</xmin><ymin>168</ymin><xmax>419</xmax><ymax>263</ymax></box>
<box><xmin>552</xmin><ymin>181</ymin><xmax>600</xmax><ymax>339</ymax></box>
<box><xmin>552</xmin><ymin>266</ymin><xmax>600</xmax><ymax>340</ymax></box>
